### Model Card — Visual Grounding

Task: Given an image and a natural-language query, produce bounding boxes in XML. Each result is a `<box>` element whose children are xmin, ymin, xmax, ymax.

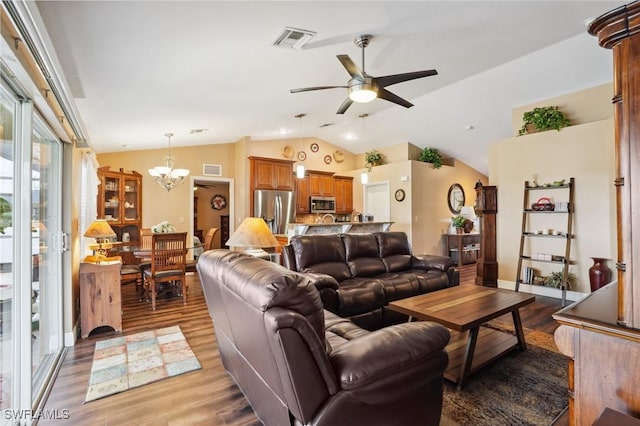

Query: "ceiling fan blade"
<box><xmin>290</xmin><ymin>86</ymin><xmax>347</xmax><ymax>93</ymax></box>
<box><xmin>337</xmin><ymin>55</ymin><xmax>365</xmax><ymax>80</ymax></box>
<box><xmin>377</xmin><ymin>88</ymin><xmax>414</xmax><ymax>108</ymax></box>
<box><xmin>336</xmin><ymin>98</ymin><xmax>353</xmax><ymax>114</ymax></box>
<box><xmin>376</xmin><ymin>69</ymin><xmax>438</xmax><ymax>88</ymax></box>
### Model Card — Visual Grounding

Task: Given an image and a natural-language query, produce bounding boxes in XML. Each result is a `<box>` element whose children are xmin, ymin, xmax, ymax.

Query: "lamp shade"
<box><xmin>84</xmin><ymin>219</ymin><xmax>116</xmax><ymax>240</ymax></box>
<box><xmin>226</xmin><ymin>217</ymin><xmax>279</xmax><ymax>249</ymax></box>
<box><xmin>459</xmin><ymin>206</ymin><xmax>477</xmax><ymax>220</ymax></box>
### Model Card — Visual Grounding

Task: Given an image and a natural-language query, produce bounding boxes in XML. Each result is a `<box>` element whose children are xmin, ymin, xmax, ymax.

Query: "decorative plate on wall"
<box><xmin>298</xmin><ymin>151</ymin><xmax>307</xmax><ymax>161</ymax></box>
<box><xmin>324</xmin><ymin>155</ymin><xmax>332</xmax><ymax>164</ymax></box>
<box><xmin>211</xmin><ymin>194</ymin><xmax>227</xmax><ymax>210</ymax></box>
<box><xmin>310</xmin><ymin>142</ymin><xmax>319</xmax><ymax>153</ymax></box>
<box><xmin>333</xmin><ymin>150</ymin><xmax>345</xmax><ymax>163</ymax></box>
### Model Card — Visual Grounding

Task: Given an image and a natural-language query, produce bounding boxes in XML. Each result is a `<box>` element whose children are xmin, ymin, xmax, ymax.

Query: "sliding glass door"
<box><xmin>0</xmin><ymin>77</ymin><xmax>64</xmax><ymax>424</ymax></box>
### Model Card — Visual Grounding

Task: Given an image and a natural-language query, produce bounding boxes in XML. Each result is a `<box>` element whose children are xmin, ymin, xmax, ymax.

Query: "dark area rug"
<box><xmin>440</xmin><ymin>335</ymin><xmax>568</xmax><ymax>426</ymax></box>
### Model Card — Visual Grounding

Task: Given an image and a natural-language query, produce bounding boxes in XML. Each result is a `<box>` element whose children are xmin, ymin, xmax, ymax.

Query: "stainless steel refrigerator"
<box><xmin>253</xmin><ymin>189</ymin><xmax>295</xmax><ymax>235</ymax></box>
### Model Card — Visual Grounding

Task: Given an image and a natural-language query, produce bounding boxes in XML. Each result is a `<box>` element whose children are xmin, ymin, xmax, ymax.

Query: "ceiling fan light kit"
<box><xmin>290</xmin><ymin>34</ymin><xmax>437</xmax><ymax>114</ymax></box>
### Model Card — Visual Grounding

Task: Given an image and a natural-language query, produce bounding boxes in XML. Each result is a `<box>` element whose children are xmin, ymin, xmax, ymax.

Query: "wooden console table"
<box><xmin>443</xmin><ymin>233</ymin><xmax>480</xmax><ymax>267</ymax></box>
<box><xmin>80</xmin><ymin>261</ymin><xmax>122</xmax><ymax>338</ymax></box>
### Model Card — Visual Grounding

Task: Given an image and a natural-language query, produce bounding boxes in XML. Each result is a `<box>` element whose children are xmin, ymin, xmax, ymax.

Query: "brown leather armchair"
<box><xmin>197</xmin><ymin>249</ymin><xmax>450</xmax><ymax>426</ymax></box>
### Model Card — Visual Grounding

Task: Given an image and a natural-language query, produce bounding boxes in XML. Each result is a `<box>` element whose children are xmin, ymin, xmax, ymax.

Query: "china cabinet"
<box><xmin>97</xmin><ymin>166</ymin><xmax>142</xmax><ymax>249</ymax></box>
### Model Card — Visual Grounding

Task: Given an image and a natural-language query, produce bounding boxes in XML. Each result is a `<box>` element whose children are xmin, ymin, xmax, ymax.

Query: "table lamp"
<box><xmin>84</xmin><ymin>219</ymin><xmax>116</xmax><ymax>260</ymax></box>
<box><xmin>459</xmin><ymin>206</ymin><xmax>477</xmax><ymax>233</ymax></box>
<box><xmin>225</xmin><ymin>217</ymin><xmax>280</xmax><ymax>259</ymax></box>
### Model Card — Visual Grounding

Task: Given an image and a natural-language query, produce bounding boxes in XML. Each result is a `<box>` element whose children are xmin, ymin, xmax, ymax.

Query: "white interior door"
<box><xmin>363</xmin><ymin>182</ymin><xmax>390</xmax><ymax>222</ymax></box>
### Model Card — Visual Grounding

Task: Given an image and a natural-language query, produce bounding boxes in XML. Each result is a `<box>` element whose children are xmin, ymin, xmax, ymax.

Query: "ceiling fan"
<box><xmin>290</xmin><ymin>34</ymin><xmax>438</xmax><ymax>114</ymax></box>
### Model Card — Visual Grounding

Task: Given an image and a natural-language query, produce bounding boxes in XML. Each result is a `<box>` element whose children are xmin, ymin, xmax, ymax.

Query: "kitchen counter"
<box><xmin>287</xmin><ymin>221</ymin><xmax>393</xmax><ymax>238</ymax></box>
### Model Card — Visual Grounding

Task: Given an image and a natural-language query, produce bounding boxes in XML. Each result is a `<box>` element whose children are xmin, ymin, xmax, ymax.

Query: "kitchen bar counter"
<box><xmin>287</xmin><ymin>221</ymin><xmax>393</xmax><ymax>238</ymax></box>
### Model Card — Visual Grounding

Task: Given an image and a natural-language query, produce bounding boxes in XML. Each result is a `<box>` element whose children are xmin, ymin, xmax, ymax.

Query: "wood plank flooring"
<box><xmin>40</xmin><ymin>264</ymin><xmax>563</xmax><ymax>426</ymax></box>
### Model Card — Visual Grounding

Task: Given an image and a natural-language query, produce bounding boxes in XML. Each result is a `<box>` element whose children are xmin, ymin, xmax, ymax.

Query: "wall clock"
<box><xmin>211</xmin><ymin>194</ymin><xmax>227</xmax><ymax>210</ymax></box>
<box><xmin>395</xmin><ymin>189</ymin><xmax>406</xmax><ymax>202</ymax></box>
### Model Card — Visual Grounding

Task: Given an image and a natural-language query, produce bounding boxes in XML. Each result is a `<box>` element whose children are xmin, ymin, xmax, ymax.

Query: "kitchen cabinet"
<box><xmin>296</xmin><ymin>176</ymin><xmax>310</xmax><ymax>214</ymax></box>
<box><xmin>97</xmin><ymin>166</ymin><xmax>142</xmax><ymax>252</ymax></box>
<box><xmin>249</xmin><ymin>157</ymin><xmax>294</xmax><ymax>191</ymax></box>
<box><xmin>308</xmin><ymin>171</ymin><xmax>334</xmax><ymax>197</ymax></box>
<box><xmin>80</xmin><ymin>261</ymin><xmax>122</xmax><ymax>338</ymax></box>
<box><xmin>334</xmin><ymin>176</ymin><xmax>353</xmax><ymax>214</ymax></box>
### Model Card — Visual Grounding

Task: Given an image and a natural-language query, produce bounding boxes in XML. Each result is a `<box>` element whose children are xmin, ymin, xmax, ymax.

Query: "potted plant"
<box><xmin>419</xmin><ymin>147</ymin><xmax>443</xmax><ymax>169</ymax></box>
<box><xmin>451</xmin><ymin>215</ymin><xmax>466</xmax><ymax>234</ymax></box>
<box><xmin>364</xmin><ymin>149</ymin><xmax>382</xmax><ymax>171</ymax></box>
<box><xmin>518</xmin><ymin>106</ymin><xmax>571</xmax><ymax>136</ymax></box>
<box><xmin>544</xmin><ymin>271</ymin><xmax>577</xmax><ymax>290</ymax></box>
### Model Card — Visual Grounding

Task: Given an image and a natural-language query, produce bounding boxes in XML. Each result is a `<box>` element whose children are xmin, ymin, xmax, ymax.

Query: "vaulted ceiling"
<box><xmin>36</xmin><ymin>1</ymin><xmax>625</xmax><ymax>174</ymax></box>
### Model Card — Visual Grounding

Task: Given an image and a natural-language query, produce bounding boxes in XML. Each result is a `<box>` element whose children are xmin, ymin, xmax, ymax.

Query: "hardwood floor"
<box><xmin>40</xmin><ymin>264</ymin><xmax>563</xmax><ymax>425</ymax></box>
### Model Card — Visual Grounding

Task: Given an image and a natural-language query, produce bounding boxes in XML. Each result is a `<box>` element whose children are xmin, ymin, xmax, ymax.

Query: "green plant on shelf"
<box><xmin>419</xmin><ymin>147</ymin><xmax>443</xmax><ymax>169</ymax></box>
<box><xmin>451</xmin><ymin>215</ymin><xmax>466</xmax><ymax>229</ymax></box>
<box><xmin>364</xmin><ymin>149</ymin><xmax>382</xmax><ymax>171</ymax></box>
<box><xmin>518</xmin><ymin>106</ymin><xmax>571</xmax><ymax>136</ymax></box>
<box><xmin>544</xmin><ymin>271</ymin><xmax>577</xmax><ymax>290</ymax></box>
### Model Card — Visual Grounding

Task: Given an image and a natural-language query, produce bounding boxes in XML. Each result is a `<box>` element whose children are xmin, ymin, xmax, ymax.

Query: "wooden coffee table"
<box><xmin>389</xmin><ymin>285</ymin><xmax>535</xmax><ymax>390</ymax></box>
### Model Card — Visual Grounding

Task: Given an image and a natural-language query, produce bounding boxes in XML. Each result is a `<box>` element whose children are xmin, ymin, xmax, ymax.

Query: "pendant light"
<box><xmin>148</xmin><ymin>133</ymin><xmax>190</xmax><ymax>191</ymax></box>
<box><xmin>359</xmin><ymin>113</ymin><xmax>369</xmax><ymax>184</ymax></box>
<box><xmin>295</xmin><ymin>113</ymin><xmax>306</xmax><ymax>179</ymax></box>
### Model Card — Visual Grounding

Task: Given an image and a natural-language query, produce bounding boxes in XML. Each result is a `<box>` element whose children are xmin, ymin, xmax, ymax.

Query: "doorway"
<box><xmin>190</xmin><ymin>177</ymin><xmax>233</xmax><ymax>251</ymax></box>
<box><xmin>363</xmin><ymin>181</ymin><xmax>390</xmax><ymax>222</ymax></box>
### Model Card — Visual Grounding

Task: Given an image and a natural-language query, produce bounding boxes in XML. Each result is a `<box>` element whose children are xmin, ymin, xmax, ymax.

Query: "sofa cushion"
<box><xmin>375</xmin><ymin>272</ymin><xmax>422</xmax><ymax>302</ymax></box>
<box><xmin>335</xmin><ymin>278</ymin><xmax>385</xmax><ymax>317</ymax></box>
<box><xmin>343</xmin><ymin>233</ymin><xmax>387</xmax><ymax>277</ymax></box>
<box><xmin>291</xmin><ymin>234</ymin><xmax>352</xmax><ymax>282</ymax></box>
<box><xmin>405</xmin><ymin>269</ymin><xmax>452</xmax><ymax>293</ymax></box>
<box><xmin>375</xmin><ymin>232</ymin><xmax>413</xmax><ymax>272</ymax></box>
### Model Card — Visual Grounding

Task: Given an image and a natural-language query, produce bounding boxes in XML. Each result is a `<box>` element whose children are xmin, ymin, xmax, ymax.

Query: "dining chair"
<box><xmin>203</xmin><ymin>227</ymin><xmax>219</xmax><ymax>250</ymax></box>
<box><xmin>136</xmin><ymin>228</ymin><xmax>153</xmax><ymax>299</ymax></box>
<box><xmin>143</xmin><ymin>232</ymin><xmax>187</xmax><ymax>310</ymax></box>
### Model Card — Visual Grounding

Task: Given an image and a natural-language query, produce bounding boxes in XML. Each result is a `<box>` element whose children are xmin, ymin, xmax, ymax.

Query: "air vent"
<box><xmin>203</xmin><ymin>164</ymin><xmax>222</xmax><ymax>176</ymax></box>
<box><xmin>319</xmin><ymin>123</ymin><xmax>334</xmax><ymax>128</ymax></box>
<box><xmin>273</xmin><ymin>27</ymin><xmax>316</xmax><ymax>50</ymax></box>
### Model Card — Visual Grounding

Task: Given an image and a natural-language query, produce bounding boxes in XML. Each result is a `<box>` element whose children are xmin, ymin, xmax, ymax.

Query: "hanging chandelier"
<box><xmin>148</xmin><ymin>133</ymin><xmax>190</xmax><ymax>191</ymax></box>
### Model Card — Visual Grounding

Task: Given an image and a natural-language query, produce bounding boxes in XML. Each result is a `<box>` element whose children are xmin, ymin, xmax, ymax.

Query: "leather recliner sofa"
<box><xmin>197</xmin><ymin>250</ymin><xmax>450</xmax><ymax>426</ymax></box>
<box><xmin>282</xmin><ymin>232</ymin><xmax>459</xmax><ymax>330</ymax></box>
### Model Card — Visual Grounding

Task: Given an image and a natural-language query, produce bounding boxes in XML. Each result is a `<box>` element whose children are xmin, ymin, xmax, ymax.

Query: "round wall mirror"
<box><xmin>448</xmin><ymin>183</ymin><xmax>465</xmax><ymax>214</ymax></box>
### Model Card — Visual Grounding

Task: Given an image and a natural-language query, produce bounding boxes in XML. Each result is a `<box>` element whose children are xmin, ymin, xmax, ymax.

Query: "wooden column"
<box><xmin>589</xmin><ymin>1</ymin><xmax>640</xmax><ymax>328</ymax></box>
<box><xmin>475</xmin><ymin>184</ymin><xmax>498</xmax><ymax>286</ymax></box>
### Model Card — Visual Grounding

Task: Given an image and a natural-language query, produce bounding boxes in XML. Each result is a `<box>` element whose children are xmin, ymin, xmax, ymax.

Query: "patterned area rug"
<box><xmin>85</xmin><ymin>326</ymin><xmax>201</xmax><ymax>402</ymax></box>
<box><xmin>440</xmin><ymin>324</ymin><xmax>567</xmax><ymax>426</ymax></box>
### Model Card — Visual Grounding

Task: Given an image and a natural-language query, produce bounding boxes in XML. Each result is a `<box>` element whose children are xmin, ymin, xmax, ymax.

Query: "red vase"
<box><xmin>589</xmin><ymin>257</ymin><xmax>611</xmax><ymax>292</ymax></box>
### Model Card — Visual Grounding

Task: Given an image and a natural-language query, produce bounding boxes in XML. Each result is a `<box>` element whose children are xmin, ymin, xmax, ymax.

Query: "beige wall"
<box><xmin>346</xmin><ymin>159</ymin><xmax>487</xmax><ymax>256</ymax></box>
<box><xmin>489</xmin><ymin>118</ymin><xmax>616</xmax><ymax>295</ymax></box>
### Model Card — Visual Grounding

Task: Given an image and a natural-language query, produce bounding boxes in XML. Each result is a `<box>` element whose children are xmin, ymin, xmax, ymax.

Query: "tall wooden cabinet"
<box><xmin>249</xmin><ymin>156</ymin><xmax>294</xmax><ymax>191</ymax></box>
<box><xmin>296</xmin><ymin>176</ymin><xmax>310</xmax><ymax>214</ymax></box>
<box><xmin>80</xmin><ymin>261</ymin><xmax>122</xmax><ymax>338</ymax></box>
<box><xmin>97</xmin><ymin>166</ymin><xmax>142</xmax><ymax>247</ymax></box>
<box><xmin>552</xmin><ymin>4</ymin><xmax>640</xmax><ymax>425</ymax></box>
<box><xmin>475</xmin><ymin>184</ymin><xmax>497</xmax><ymax>287</ymax></box>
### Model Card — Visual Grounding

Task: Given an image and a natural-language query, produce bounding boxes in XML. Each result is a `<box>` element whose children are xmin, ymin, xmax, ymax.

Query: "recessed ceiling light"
<box><xmin>465</xmin><ymin>125</ymin><xmax>475</xmax><ymax>131</ymax></box>
<box><xmin>343</xmin><ymin>133</ymin><xmax>357</xmax><ymax>140</ymax></box>
<box><xmin>279</xmin><ymin>128</ymin><xmax>290</xmax><ymax>135</ymax></box>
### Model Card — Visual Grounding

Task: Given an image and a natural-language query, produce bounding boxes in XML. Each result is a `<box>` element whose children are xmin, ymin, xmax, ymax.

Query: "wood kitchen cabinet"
<box><xmin>80</xmin><ymin>261</ymin><xmax>122</xmax><ymax>338</ymax></box>
<box><xmin>334</xmin><ymin>176</ymin><xmax>353</xmax><ymax>214</ymax></box>
<box><xmin>296</xmin><ymin>176</ymin><xmax>310</xmax><ymax>214</ymax></box>
<box><xmin>249</xmin><ymin>156</ymin><xmax>294</xmax><ymax>191</ymax></box>
<box><xmin>308</xmin><ymin>171</ymin><xmax>335</xmax><ymax>197</ymax></box>
<box><xmin>97</xmin><ymin>166</ymin><xmax>142</xmax><ymax>255</ymax></box>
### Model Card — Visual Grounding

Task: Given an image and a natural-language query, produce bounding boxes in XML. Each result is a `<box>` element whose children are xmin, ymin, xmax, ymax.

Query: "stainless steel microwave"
<box><xmin>310</xmin><ymin>196</ymin><xmax>336</xmax><ymax>213</ymax></box>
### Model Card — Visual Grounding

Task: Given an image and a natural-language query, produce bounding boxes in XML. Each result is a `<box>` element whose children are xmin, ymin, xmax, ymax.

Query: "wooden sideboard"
<box><xmin>443</xmin><ymin>233</ymin><xmax>480</xmax><ymax>267</ymax></box>
<box><xmin>80</xmin><ymin>261</ymin><xmax>122</xmax><ymax>338</ymax></box>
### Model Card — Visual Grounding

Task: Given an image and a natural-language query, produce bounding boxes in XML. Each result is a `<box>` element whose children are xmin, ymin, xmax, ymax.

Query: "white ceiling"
<box><xmin>35</xmin><ymin>1</ymin><xmax>625</xmax><ymax>175</ymax></box>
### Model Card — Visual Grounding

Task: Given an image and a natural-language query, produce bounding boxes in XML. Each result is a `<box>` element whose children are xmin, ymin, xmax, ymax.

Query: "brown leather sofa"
<box><xmin>197</xmin><ymin>250</ymin><xmax>450</xmax><ymax>426</ymax></box>
<box><xmin>282</xmin><ymin>232</ymin><xmax>459</xmax><ymax>330</ymax></box>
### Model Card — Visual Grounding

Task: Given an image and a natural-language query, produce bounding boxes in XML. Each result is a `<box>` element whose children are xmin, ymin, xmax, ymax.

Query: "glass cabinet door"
<box><xmin>123</xmin><ymin>176</ymin><xmax>139</xmax><ymax>222</ymax></box>
<box><xmin>103</xmin><ymin>175</ymin><xmax>120</xmax><ymax>222</ymax></box>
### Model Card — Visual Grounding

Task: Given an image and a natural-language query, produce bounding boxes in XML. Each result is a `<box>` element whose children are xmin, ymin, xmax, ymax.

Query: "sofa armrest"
<box><xmin>329</xmin><ymin>322</ymin><xmax>450</xmax><ymax>394</ymax></box>
<box><xmin>305</xmin><ymin>273</ymin><xmax>340</xmax><ymax>313</ymax></box>
<box><xmin>412</xmin><ymin>254</ymin><xmax>454</xmax><ymax>272</ymax></box>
